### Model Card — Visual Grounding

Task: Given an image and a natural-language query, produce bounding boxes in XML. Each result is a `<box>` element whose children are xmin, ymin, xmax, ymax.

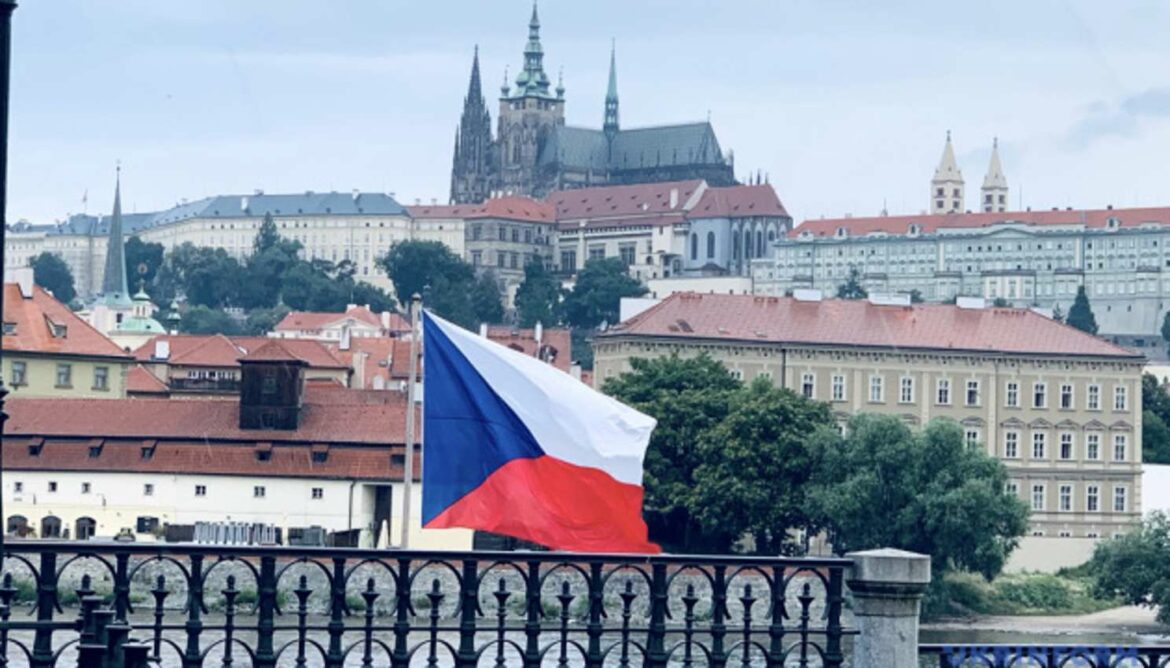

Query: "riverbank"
<box><xmin>923</xmin><ymin>605</ymin><xmax>1169</xmax><ymax>644</ymax></box>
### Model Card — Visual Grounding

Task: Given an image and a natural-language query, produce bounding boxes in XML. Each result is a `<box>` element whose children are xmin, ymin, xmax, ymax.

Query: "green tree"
<box><xmin>562</xmin><ymin>257</ymin><xmax>647</xmax><ymax>330</ymax></box>
<box><xmin>807</xmin><ymin>415</ymin><xmax>1029</xmax><ymax>579</ymax></box>
<box><xmin>1143</xmin><ymin>374</ymin><xmax>1170</xmax><ymax>464</ymax></box>
<box><xmin>1089</xmin><ymin>512</ymin><xmax>1170</xmax><ymax>623</ymax></box>
<box><xmin>350</xmin><ymin>282</ymin><xmax>396</xmax><ymax>313</ymax></box>
<box><xmin>254</xmin><ymin>212</ymin><xmax>281</xmax><ymax>254</ymax></box>
<box><xmin>991</xmin><ymin>297</ymin><xmax>1010</xmax><ymax>307</ymax></box>
<box><xmin>603</xmin><ymin>355</ymin><xmax>742</xmax><ymax>552</ymax></box>
<box><xmin>1162</xmin><ymin>312</ymin><xmax>1170</xmax><ymax>344</ymax></box>
<box><xmin>381</xmin><ymin>241</ymin><xmax>479</xmax><ymax>327</ymax></box>
<box><xmin>160</xmin><ymin>243</ymin><xmax>243</xmax><ymax>308</ymax></box>
<box><xmin>908</xmin><ymin>289</ymin><xmax>924</xmax><ymax>303</ymax></box>
<box><xmin>691</xmin><ymin>378</ymin><xmax>837</xmax><ymax>554</ymax></box>
<box><xmin>836</xmin><ymin>266</ymin><xmax>867</xmax><ymax>299</ymax></box>
<box><xmin>123</xmin><ymin>237</ymin><xmax>165</xmax><ymax>292</ymax></box>
<box><xmin>244</xmin><ymin>305</ymin><xmax>291</xmax><ymax>335</ymax></box>
<box><xmin>1052</xmin><ymin>304</ymin><xmax>1065</xmax><ymax>323</ymax></box>
<box><xmin>29</xmin><ymin>252</ymin><xmax>76</xmax><ymax>303</ymax></box>
<box><xmin>1066</xmin><ymin>286</ymin><xmax>1098</xmax><ymax>335</ymax></box>
<box><xmin>515</xmin><ymin>259</ymin><xmax>563</xmax><ymax>327</ymax></box>
<box><xmin>470</xmin><ymin>271</ymin><xmax>505</xmax><ymax>324</ymax></box>
<box><xmin>180</xmin><ymin>305</ymin><xmax>242</xmax><ymax>335</ymax></box>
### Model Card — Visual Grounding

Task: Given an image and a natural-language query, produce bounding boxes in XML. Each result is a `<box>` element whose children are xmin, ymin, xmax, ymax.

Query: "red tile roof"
<box><xmin>603</xmin><ymin>293</ymin><xmax>1139</xmax><ymax>359</ymax></box>
<box><xmin>485</xmin><ymin>326</ymin><xmax>573</xmax><ymax>372</ymax></box>
<box><xmin>691</xmin><ymin>184</ymin><xmax>789</xmax><ymax>219</ymax></box>
<box><xmin>409</xmin><ymin>196</ymin><xmax>555</xmax><ymax>223</ymax></box>
<box><xmin>2</xmin><ymin>437</ymin><xmax>406</xmax><ymax>481</ymax></box>
<box><xmin>126</xmin><ymin>365</ymin><xmax>169</xmax><ymax>395</ymax></box>
<box><xmin>132</xmin><ymin>335</ymin><xmax>346</xmax><ymax>369</ymax></box>
<box><xmin>548</xmin><ymin>179</ymin><xmax>703</xmax><ymax>221</ymax></box>
<box><xmin>558</xmin><ymin>213</ymin><xmax>687</xmax><ymax>232</ymax></box>
<box><xmin>326</xmin><ymin>337</ymin><xmax>398</xmax><ymax>389</ymax></box>
<box><xmin>4</xmin><ymin>387</ymin><xmax>412</xmax><ymax>445</ymax></box>
<box><xmin>273</xmin><ymin>304</ymin><xmax>406</xmax><ymax>333</ymax></box>
<box><xmin>239</xmin><ymin>339</ymin><xmax>304</xmax><ymax>363</ymax></box>
<box><xmin>790</xmin><ymin>206</ymin><xmax>1170</xmax><ymax>239</ymax></box>
<box><xmin>2</xmin><ymin>283</ymin><xmax>130</xmax><ymax>359</ymax></box>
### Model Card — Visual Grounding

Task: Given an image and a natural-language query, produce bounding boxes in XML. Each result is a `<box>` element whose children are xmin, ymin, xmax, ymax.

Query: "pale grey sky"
<box><xmin>8</xmin><ymin>1</ymin><xmax>1170</xmax><ymax>224</ymax></box>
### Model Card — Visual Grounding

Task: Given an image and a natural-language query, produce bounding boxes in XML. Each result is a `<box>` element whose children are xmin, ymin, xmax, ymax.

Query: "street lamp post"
<box><xmin>0</xmin><ymin>0</ymin><xmax>18</xmax><ymax>554</ymax></box>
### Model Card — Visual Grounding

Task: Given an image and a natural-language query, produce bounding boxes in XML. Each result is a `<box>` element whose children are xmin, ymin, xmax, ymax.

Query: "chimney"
<box><xmin>340</xmin><ymin>326</ymin><xmax>352</xmax><ymax>351</ymax></box>
<box><xmin>380</xmin><ymin>311</ymin><xmax>391</xmax><ymax>332</ymax></box>
<box><xmin>479</xmin><ymin>323</ymin><xmax>488</xmax><ymax>338</ymax></box>
<box><xmin>570</xmin><ymin>363</ymin><xmax>582</xmax><ymax>381</ymax></box>
<box><xmin>534</xmin><ymin>321</ymin><xmax>543</xmax><ymax>345</ymax></box>
<box><xmin>5</xmin><ymin>267</ymin><xmax>34</xmax><ymax>298</ymax></box>
<box><xmin>241</xmin><ymin>196</ymin><xmax>249</xmax><ymax>212</ymax></box>
<box><xmin>352</xmin><ymin>189</ymin><xmax>360</xmax><ymax>202</ymax></box>
<box><xmin>669</xmin><ymin>188</ymin><xmax>679</xmax><ymax>209</ymax></box>
<box><xmin>351</xmin><ymin>351</ymin><xmax>366</xmax><ymax>388</ymax></box>
<box><xmin>154</xmin><ymin>339</ymin><xmax>171</xmax><ymax>360</ymax></box>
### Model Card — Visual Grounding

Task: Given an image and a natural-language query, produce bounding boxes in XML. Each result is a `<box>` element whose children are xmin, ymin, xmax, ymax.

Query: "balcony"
<box><xmin>168</xmin><ymin>377</ymin><xmax>241</xmax><ymax>393</ymax></box>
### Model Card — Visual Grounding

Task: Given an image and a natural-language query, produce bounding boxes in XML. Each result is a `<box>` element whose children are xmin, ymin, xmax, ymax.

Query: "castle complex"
<box><xmin>449</xmin><ymin>4</ymin><xmax>736</xmax><ymax>205</ymax></box>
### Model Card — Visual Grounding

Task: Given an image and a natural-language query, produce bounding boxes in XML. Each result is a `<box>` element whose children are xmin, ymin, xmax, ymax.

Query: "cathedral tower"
<box><xmin>981</xmin><ymin>137</ymin><xmax>1009</xmax><ymax>213</ymax></box>
<box><xmin>450</xmin><ymin>47</ymin><xmax>495</xmax><ymax>204</ymax></box>
<box><xmin>603</xmin><ymin>42</ymin><xmax>619</xmax><ymax>145</ymax></box>
<box><xmin>496</xmin><ymin>1</ymin><xmax>565</xmax><ymax>198</ymax></box>
<box><xmin>931</xmin><ymin>131</ymin><xmax>965</xmax><ymax>214</ymax></box>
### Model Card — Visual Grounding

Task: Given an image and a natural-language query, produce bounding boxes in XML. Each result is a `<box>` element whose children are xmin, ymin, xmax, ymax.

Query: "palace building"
<box><xmin>594</xmin><ymin>291</ymin><xmax>1144</xmax><ymax>571</ymax></box>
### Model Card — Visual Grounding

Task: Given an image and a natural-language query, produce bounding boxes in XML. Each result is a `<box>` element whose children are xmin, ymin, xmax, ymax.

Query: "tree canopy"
<box><xmin>807</xmin><ymin>415</ymin><xmax>1029</xmax><ymax>579</ymax></box>
<box><xmin>1143</xmin><ymin>373</ymin><xmax>1170</xmax><ymax>464</ymax></box>
<box><xmin>514</xmin><ymin>259</ymin><xmax>564</xmax><ymax>327</ymax></box>
<box><xmin>124</xmin><ymin>237</ymin><xmax>165</xmax><ymax>291</ymax></box>
<box><xmin>836</xmin><ymin>266</ymin><xmax>867</xmax><ymax>299</ymax></box>
<box><xmin>29</xmin><ymin>252</ymin><xmax>76</xmax><ymax>304</ymax></box>
<box><xmin>1089</xmin><ymin>512</ymin><xmax>1170</xmax><ymax>624</ymax></box>
<box><xmin>379</xmin><ymin>240</ymin><xmax>498</xmax><ymax>329</ymax></box>
<box><xmin>1066</xmin><ymin>286</ymin><xmax>1098</xmax><ymax>335</ymax></box>
<box><xmin>562</xmin><ymin>257</ymin><xmax>647</xmax><ymax>330</ymax></box>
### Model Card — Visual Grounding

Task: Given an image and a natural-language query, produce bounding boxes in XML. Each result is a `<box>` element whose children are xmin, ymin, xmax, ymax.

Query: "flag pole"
<box><xmin>399</xmin><ymin>293</ymin><xmax>422</xmax><ymax>549</ymax></box>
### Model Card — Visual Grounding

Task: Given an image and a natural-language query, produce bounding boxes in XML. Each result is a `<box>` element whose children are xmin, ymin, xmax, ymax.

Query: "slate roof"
<box><xmin>538</xmin><ymin>122</ymin><xmax>727</xmax><ymax>173</ymax></box>
<box><xmin>2</xmin><ymin>283</ymin><xmax>131</xmax><ymax>360</ymax></box>
<box><xmin>791</xmin><ymin>206</ymin><xmax>1170</xmax><ymax>239</ymax></box>
<box><xmin>602</xmin><ymin>292</ymin><xmax>1140</xmax><ymax>359</ymax></box>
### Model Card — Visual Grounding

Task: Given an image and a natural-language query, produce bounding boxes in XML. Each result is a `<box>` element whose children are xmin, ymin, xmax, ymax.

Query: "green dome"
<box><xmin>116</xmin><ymin>314</ymin><xmax>168</xmax><ymax>334</ymax></box>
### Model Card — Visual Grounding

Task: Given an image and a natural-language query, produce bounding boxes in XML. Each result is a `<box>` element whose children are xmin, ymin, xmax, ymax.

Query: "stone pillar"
<box><xmin>846</xmin><ymin>548</ymin><xmax>931</xmax><ymax>668</ymax></box>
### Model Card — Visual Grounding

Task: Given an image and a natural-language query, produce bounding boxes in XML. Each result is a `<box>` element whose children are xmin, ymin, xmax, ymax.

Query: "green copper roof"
<box><xmin>509</xmin><ymin>1</ymin><xmax>555</xmax><ymax>100</ymax></box>
<box><xmin>116</xmin><ymin>315</ymin><xmax>167</xmax><ymax>334</ymax></box>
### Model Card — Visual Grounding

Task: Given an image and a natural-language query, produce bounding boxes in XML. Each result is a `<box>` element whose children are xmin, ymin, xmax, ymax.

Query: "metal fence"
<box><xmin>919</xmin><ymin>644</ymin><xmax>1170</xmax><ymax>667</ymax></box>
<box><xmin>0</xmin><ymin>540</ymin><xmax>852</xmax><ymax>667</ymax></box>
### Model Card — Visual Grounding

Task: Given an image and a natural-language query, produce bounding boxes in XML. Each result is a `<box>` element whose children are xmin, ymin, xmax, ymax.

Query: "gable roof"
<box><xmin>239</xmin><ymin>339</ymin><xmax>305</xmax><ymax>363</ymax></box>
<box><xmin>273</xmin><ymin>305</ymin><xmax>409</xmax><ymax>335</ymax></box>
<box><xmin>791</xmin><ymin>206</ymin><xmax>1170</xmax><ymax>239</ymax></box>
<box><xmin>132</xmin><ymin>335</ymin><xmax>347</xmax><ymax>369</ymax></box>
<box><xmin>691</xmin><ymin>184</ymin><xmax>789</xmax><ymax>219</ymax></box>
<box><xmin>485</xmin><ymin>326</ymin><xmax>573</xmax><ymax>372</ymax></box>
<box><xmin>2</xmin><ymin>283</ymin><xmax>131</xmax><ymax>360</ymax></box>
<box><xmin>610</xmin><ymin>122</ymin><xmax>726</xmax><ymax>169</ymax></box>
<box><xmin>126</xmin><ymin>365</ymin><xmax>169</xmax><ymax>395</ymax></box>
<box><xmin>549</xmin><ymin>179</ymin><xmax>703</xmax><ymax>221</ymax></box>
<box><xmin>603</xmin><ymin>293</ymin><xmax>1140</xmax><ymax>359</ymax></box>
<box><xmin>408</xmin><ymin>196</ymin><xmax>555</xmax><ymax>223</ymax></box>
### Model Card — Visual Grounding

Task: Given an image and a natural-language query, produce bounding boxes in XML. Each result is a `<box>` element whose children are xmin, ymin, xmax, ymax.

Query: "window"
<box><xmin>1060</xmin><ymin>384</ymin><xmax>1073</xmax><ymax>409</ymax></box>
<box><xmin>588</xmin><ymin>246</ymin><xmax>605</xmax><ymax>261</ymax></box>
<box><xmin>1086</xmin><ymin>433</ymin><xmax>1100</xmax><ymax>460</ymax></box>
<box><xmin>869</xmin><ymin>375</ymin><xmax>884</xmax><ymax>403</ymax></box>
<box><xmin>311</xmin><ymin>487</ymin><xmax>324</xmax><ymax>500</ymax></box>
<box><xmin>55</xmin><ymin>363</ymin><xmax>72</xmax><ymax>388</ymax></box>
<box><xmin>1032</xmin><ymin>382</ymin><xmax>1047</xmax><ymax>408</ymax></box>
<box><xmin>48</xmin><ymin>481</ymin><xmax>58</xmax><ymax>492</ymax></box>
<box><xmin>899</xmin><ymin>377</ymin><xmax>914</xmax><ymax>403</ymax></box>
<box><xmin>936</xmin><ymin>378</ymin><xmax>950</xmax><ymax>405</ymax></box>
<box><xmin>831</xmin><ymin>375</ymin><xmax>845</xmax><ymax>401</ymax></box>
<box><xmin>93</xmin><ymin>366</ymin><xmax>109</xmax><ymax>391</ymax></box>
<box><xmin>143</xmin><ymin>483</ymin><xmax>154</xmax><ymax>496</ymax></box>
<box><xmin>13</xmin><ymin>482</ymin><xmax>22</xmax><ymax>493</ymax></box>
<box><xmin>1087</xmin><ymin>384</ymin><xmax>1100</xmax><ymax>410</ymax></box>
<box><xmin>10</xmin><ymin>360</ymin><xmax>26</xmax><ymax>386</ymax></box>
<box><xmin>496</xmin><ymin>253</ymin><xmax>505</xmax><ymax>268</ymax></box>
<box><xmin>1006</xmin><ymin>481</ymin><xmax>1019</xmax><ymax>497</ymax></box>
<box><xmin>801</xmin><ymin>373</ymin><xmax>815</xmax><ymax>399</ymax></box>
<box><xmin>1086</xmin><ymin>485</ymin><xmax>1099</xmax><ymax>512</ymax></box>
<box><xmin>965</xmin><ymin>429</ymin><xmax>980</xmax><ymax>447</ymax></box>
<box><xmin>1031</xmin><ymin>484</ymin><xmax>1045</xmax><ymax>511</ymax></box>
<box><xmin>254</xmin><ymin>486</ymin><xmax>266</xmax><ymax>498</ymax></box>
<box><xmin>1004</xmin><ymin>432</ymin><xmax>1019</xmax><ymax>458</ymax></box>
<box><xmin>1113</xmin><ymin>486</ymin><xmax>1127</xmax><ymax>512</ymax></box>
<box><xmin>690</xmin><ymin>233</ymin><xmax>698</xmax><ymax>260</ymax></box>
<box><xmin>195</xmin><ymin>485</ymin><xmax>207</xmax><ymax>497</ymax></box>
<box><xmin>1032</xmin><ymin>432</ymin><xmax>1046</xmax><ymax>459</ymax></box>
<box><xmin>1113</xmin><ymin>434</ymin><xmax>1127</xmax><ymax>462</ymax></box>
<box><xmin>1005</xmin><ymin>382</ymin><xmax>1019</xmax><ymax>407</ymax></box>
<box><xmin>1059</xmin><ymin>485</ymin><xmax>1073</xmax><ymax>512</ymax></box>
<box><xmin>618</xmin><ymin>244</ymin><xmax>636</xmax><ymax>266</ymax></box>
<box><xmin>560</xmin><ymin>250</ymin><xmax>576</xmax><ymax>271</ymax></box>
<box><xmin>81</xmin><ymin>482</ymin><xmax>91</xmax><ymax>494</ymax></box>
<box><xmin>965</xmin><ymin>380</ymin><xmax>980</xmax><ymax>406</ymax></box>
<box><xmin>1059</xmin><ymin>433</ymin><xmax>1074</xmax><ymax>460</ymax></box>
<box><xmin>1114</xmin><ymin>385</ymin><xmax>1128</xmax><ymax>411</ymax></box>
<box><xmin>706</xmin><ymin>231</ymin><xmax>716</xmax><ymax>259</ymax></box>
<box><xmin>262</xmin><ymin>372</ymin><xmax>277</xmax><ymax>394</ymax></box>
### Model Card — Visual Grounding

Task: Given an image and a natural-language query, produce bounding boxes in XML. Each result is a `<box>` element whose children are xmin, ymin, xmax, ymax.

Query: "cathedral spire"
<box><xmin>466</xmin><ymin>45</ymin><xmax>483</xmax><ymax>103</ymax></box>
<box><xmin>100</xmin><ymin>164</ymin><xmax>131</xmax><ymax>304</ymax></box>
<box><xmin>604</xmin><ymin>40</ymin><xmax>619</xmax><ymax>138</ymax></box>
<box><xmin>930</xmin><ymin>130</ymin><xmax>965</xmax><ymax>214</ymax></box>
<box><xmin>981</xmin><ymin>137</ymin><xmax>1009</xmax><ymax>213</ymax></box>
<box><xmin>513</xmin><ymin>0</ymin><xmax>552</xmax><ymax>98</ymax></box>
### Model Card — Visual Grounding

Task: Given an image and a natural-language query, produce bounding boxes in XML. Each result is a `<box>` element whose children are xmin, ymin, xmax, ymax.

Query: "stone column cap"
<box><xmin>846</xmin><ymin>548</ymin><xmax>931</xmax><ymax>586</ymax></box>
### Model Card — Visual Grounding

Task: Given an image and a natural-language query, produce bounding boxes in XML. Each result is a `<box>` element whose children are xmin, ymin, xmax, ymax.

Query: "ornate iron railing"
<box><xmin>919</xmin><ymin>644</ymin><xmax>1170</xmax><ymax>667</ymax></box>
<box><xmin>0</xmin><ymin>540</ymin><xmax>851</xmax><ymax>667</ymax></box>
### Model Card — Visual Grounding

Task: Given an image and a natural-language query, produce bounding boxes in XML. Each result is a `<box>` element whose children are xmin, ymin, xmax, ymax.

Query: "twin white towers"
<box><xmin>930</xmin><ymin>131</ymin><xmax>1009</xmax><ymax>215</ymax></box>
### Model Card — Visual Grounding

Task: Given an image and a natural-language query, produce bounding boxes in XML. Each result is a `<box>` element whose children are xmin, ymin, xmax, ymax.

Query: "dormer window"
<box><xmin>908</xmin><ymin>224</ymin><xmax>921</xmax><ymax>236</ymax></box>
<box><xmin>835</xmin><ymin>227</ymin><xmax>848</xmax><ymax>238</ymax></box>
<box><xmin>1107</xmin><ymin>217</ymin><xmax>1120</xmax><ymax>229</ymax></box>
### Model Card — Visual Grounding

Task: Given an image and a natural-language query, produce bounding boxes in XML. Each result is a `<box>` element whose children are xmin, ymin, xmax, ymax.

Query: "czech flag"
<box><xmin>421</xmin><ymin>311</ymin><xmax>660</xmax><ymax>553</ymax></box>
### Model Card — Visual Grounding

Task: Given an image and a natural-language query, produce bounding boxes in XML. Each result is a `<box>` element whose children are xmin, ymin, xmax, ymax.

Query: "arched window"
<box><xmin>744</xmin><ymin>231</ymin><xmax>753</xmax><ymax>260</ymax></box>
<box><xmin>733</xmin><ymin>233</ymin><xmax>740</xmax><ymax>260</ymax></box>
<box><xmin>706</xmin><ymin>231</ymin><xmax>716</xmax><ymax>259</ymax></box>
<box><xmin>41</xmin><ymin>515</ymin><xmax>62</xmax><ymax>539</ymax></box>
<box><xmin>6</xmin><ymin>515</ymin><xmax>28</xmax><ymax>537</ymax></box>
<box><xmin>75</xmin><ymin>517</ymin><xmax>97</xmax><ymax>541</ymax></box>
<box><xmin>756</xmin><ymin>231</ymin><xmax>764</xmax><ymax>257</ymax></box>
<box><xmin>690</xmin><ymin>233</ymin><xmax>698</xmax><ymax>260</ymax></box>
<box><xmin>768</xmin><ymin>230</ymin><xmax>776</xmax><ymax>242</ymax></box>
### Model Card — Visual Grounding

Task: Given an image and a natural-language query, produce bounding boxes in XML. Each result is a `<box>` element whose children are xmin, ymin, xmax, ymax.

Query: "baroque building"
<box><xmin>594</xmin><ymin>292</ymin><xmax>1144</xmax><ymax>572</ymax></box>
<box><xmin>449</xmin><ymin>3</ymin><xmax>736</xmax><ymax>204</ymax></box>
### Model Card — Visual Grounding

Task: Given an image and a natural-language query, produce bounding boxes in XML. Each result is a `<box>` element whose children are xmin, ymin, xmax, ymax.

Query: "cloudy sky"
<box><xmin>8</xmin><ymin>1</ymin><xmax>1170</xmax><ymax>224</ymax></box>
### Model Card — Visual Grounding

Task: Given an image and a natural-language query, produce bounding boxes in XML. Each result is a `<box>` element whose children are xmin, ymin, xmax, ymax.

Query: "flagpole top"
<box><xmin>411</xmin><ymin>293</ymin><xmax>421</xmax><ymax>303</ymax></box>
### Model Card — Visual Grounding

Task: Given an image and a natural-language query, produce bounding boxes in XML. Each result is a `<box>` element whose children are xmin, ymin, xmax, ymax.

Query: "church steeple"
<box><xmin>604</xmin><ymin>40</ymin><xmax>619</xmax><ymax>140</ymax></box>
<box><xmin>99</xmin><ymin>165</ymin><xmax>131</xmax><ymax>305</ymax></box>
<box><xmin>981</xmin><ymin>137</ymin><xmax>1009</xmax><ymax>213</ymax></box>
<box><xmin>930</xmin><ymin>130</ymin><xmax>965</xmax><ymax>214</ymax></box>
<box><xmin>512</xmin><ymin>1</ymin><xmax>552</xmax><ymax>98</ymax></box>
<box><xmin>450</xmin><ymin>46</ymin><xmax>495</xmax><ymax>204</ymax></box>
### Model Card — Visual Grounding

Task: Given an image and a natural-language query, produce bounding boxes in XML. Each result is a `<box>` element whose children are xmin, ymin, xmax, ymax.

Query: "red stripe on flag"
<box><xmin>425</xmin><ymin>455</ymin><xmax>660</xmax><ymax>554</ymax></box>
